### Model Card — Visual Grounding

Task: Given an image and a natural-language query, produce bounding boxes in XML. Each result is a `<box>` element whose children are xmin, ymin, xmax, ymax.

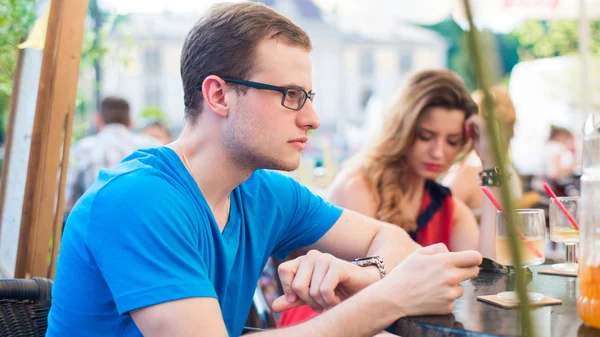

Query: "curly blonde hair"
<box><xmin>358</xmin><ymin>70</ymin><xmax>477</xmax><ymax>232</ymax></box>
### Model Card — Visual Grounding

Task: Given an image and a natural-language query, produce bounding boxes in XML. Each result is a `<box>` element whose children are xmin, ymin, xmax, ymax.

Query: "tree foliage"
<box><xmin>422</xmin><ymin>18</ymin><xmax>520</xmax><ymax>91</ymax></box>
<box><xmin>512</xmin><ymin>20</ymin><xmax>600</xmax><ymax>60</ymax></box>
<box><xmin>0</xmin><ymin>0</ymin><xmax>37</xmax><ymax>138</ymax></box>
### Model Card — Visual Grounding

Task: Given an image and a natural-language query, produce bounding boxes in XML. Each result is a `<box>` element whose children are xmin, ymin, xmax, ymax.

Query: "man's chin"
<box><xmin>277</xmin><ymin>160</ymin><xmax>301</xmax><ymax>172</ymax></box>
<box><xmin>264</xmin><ymin>155</ymin><xmax>301</xmax><ymax>172</ymax></box>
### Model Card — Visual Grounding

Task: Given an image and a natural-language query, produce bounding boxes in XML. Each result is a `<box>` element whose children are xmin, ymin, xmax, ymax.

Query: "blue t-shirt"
<box><xmin>47</xmin><ymin>147</ymin><xmax>343</xmax><ymax>337</ymax></box>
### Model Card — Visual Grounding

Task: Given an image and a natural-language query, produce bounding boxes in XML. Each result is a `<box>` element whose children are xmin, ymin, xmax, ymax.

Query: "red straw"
<box><xmin>481</xmin><ymin>187</ymin><xmax>504</xmax><ymax>211</ymax></box>
<box><xmin>481</xmin><ymin>187</ymin><xmax>543</xmax><ymax>259</ymax></box>
<box><xmin>542</xmin><ymin>182</ymin><xmax>580</xmax><ymax>230</ymax></box>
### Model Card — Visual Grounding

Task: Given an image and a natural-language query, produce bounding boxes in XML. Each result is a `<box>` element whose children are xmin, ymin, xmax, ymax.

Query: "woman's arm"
<box><xmin>450</xmin><ymin>198</ymin><xmax>481</xmax><ymax>252</ymax></box>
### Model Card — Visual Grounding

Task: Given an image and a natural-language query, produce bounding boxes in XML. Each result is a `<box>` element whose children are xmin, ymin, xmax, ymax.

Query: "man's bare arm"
<box><xmin>131</xmin><ymin>245</ymin><xmax>481</xmax><ymax>337</ymax></box>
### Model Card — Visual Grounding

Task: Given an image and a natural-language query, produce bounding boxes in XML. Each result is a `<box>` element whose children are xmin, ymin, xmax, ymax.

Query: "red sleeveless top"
<box><xmin>411</xmin><ymin>180</ymin><xmax>454</xmax><ymax>247</ymax></box>
<box><xmin>277</xmin><ymin>180</ymin><xmax>455</xmax><ymax>327</ymax></box>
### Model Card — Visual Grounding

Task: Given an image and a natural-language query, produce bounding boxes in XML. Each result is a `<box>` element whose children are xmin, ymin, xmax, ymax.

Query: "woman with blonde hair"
<box><xmin>328</xmin><ymin>69</ymin><xmax>492</xmax><ymax>252</ymax></box>
<box><xmin>279</xmin><ymin>69</ymin><xmax>497</xmax><ymax>326</ymax></box>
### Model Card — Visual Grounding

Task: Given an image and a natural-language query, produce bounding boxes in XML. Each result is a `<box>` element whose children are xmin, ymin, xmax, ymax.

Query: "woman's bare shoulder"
<box><xmin>329</xmin><ymin>166</ymin><xmax>377</xmax><ymax>216</ymax></box>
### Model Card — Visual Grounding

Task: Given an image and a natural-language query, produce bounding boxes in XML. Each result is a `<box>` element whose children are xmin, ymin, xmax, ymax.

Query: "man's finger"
<box><xmin>271</xmin><ymin>295</ymin><xmax>305</xmax><ymax>313</ymax></box>
<box><xmin>309</xmin><ymin>258</ymin><xmax>330</xmax><ymax>310</ymax></box>
<box><xmin>292</xmin><ymin>257</ymin><xmax>318</xmax><ymax>309</ymax></box>
<box><xmin>277</xmin><ymin>258</ymin><xmax>300</xmax><ymax>302</ymax></box>
<box><xmin>456</xmin><ymin>266</ymin><xmax>480</xmax><ymax>283</ymax></box>
<box><xmin>320</xmin><ymin>265</ymin><xmax>343</xmax><ymax>307</ymax></box>
<box><xmin>449</xmin><ymin>250</ymin><xmax>483</xmax><ymax>268</ymax></box>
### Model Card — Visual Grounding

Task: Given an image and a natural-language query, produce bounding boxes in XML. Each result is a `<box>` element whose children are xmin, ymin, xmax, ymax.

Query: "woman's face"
<box><xmin>404</xmin><ymin>107</ymin><xmax>466</xmax><ymax>180</ymax></box>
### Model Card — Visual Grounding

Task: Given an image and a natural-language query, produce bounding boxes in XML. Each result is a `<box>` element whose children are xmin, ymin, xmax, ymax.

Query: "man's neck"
<box><xmin>172</xmin><ymin>127</ymin><xmax>253</xmax><ymax>211</ymax></box>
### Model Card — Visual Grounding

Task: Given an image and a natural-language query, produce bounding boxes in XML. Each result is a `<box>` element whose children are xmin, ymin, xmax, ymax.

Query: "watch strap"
<box><xmin>351</xmin><ymin>256</ymin><xmax>386</xmax><ymax>279</ymax></box>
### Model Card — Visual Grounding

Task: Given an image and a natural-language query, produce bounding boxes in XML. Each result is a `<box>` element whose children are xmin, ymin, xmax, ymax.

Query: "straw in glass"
<box><xmin>542</xmin><ymin>182</ymin><xmax>580</xmax><ymax>230</ymax></box>
<box><xmin>481</xmin><ymin>187</ymin><xmax>543</xmax><ymax>258</ymax></box>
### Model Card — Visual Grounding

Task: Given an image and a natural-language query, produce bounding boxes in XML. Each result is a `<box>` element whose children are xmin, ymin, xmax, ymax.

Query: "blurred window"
<box><xmin>399</xmin><ymin>51</ymin><xmax>413</xmax><ymax>75</ymax></box>
<box><xmin>359</xmin><ymin>50</ymin><xmax>374</xmax><ymax>77</ymax></box>
<box><xmin>144</xmin><ymin>47</ymin><xmax>162</xmax><ymax>75</ymax></box>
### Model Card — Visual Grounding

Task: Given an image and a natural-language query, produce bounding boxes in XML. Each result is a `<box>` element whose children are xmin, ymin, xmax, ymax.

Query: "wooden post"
<box><xmin>14</xmin><ymin>0</ymin><xmax>88</xmax><ymax>279</ymax></box>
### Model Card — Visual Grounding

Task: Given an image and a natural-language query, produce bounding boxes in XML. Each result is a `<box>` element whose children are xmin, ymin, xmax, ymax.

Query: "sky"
<box><xmin>97</xmin><ymin>0</ymin><xmax>586</xmax><ymax>32</ymax></box>
<box><xmin>95</xmin><ymin>0</ymin><xmax>505</xmax><ymax>29</ymax></box>
<box><xmin>97</xmin><ymin>0</ymin><xmax>456</xmax><ymax>27</ymax></box>
<box><xmin>99</xmin><ymin>0</ymin><xmax>337</xmax><ymax>14</ymax></box>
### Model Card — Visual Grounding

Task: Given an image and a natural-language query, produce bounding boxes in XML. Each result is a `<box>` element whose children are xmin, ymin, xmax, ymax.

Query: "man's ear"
<box><xmin>201</xmin><ymin>75</ymin><xmax>230</xmax><ymax>118</ymax></box>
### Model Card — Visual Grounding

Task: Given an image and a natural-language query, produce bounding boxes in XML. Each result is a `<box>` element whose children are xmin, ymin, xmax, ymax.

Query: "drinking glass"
<box><xmin>549</xmin><ymin>197</ymin><xmax>580</xmax><ymax>272</ymax></box>
<box><xmin>495</xmin><ymin>208</ymin><xmax>546</xmax><ymax>302</ymax></box>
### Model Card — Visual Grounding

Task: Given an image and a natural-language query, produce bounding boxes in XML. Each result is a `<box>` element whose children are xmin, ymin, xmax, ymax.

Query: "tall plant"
<box><xmin>462</xmin><ymin>1</ymin><xmax>535</xmax><ymax>336</ymax></box>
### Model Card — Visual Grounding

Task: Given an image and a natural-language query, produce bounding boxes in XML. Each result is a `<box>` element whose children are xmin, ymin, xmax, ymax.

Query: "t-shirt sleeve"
<box><xmin>269</xmin><ymin>172</ymin><xmax>343</xmax><ymax>260</ymax></box>
<box><xmin>86</xmin><ymin>172</ymin><xmax>216</xmax><ymax>315</ymax></box>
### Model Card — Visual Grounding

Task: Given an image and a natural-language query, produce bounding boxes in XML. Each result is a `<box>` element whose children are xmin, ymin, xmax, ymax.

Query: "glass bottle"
<box><xmin>577</xmin><ymin>112</ymin><xmax>600</xmax><ymax>329</ymax></box>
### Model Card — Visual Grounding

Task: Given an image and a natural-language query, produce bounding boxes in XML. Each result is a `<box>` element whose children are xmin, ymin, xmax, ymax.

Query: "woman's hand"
<box><xmin>465</xmin><ymin>115</ymin><xmax>495</xmax><ymax>168</ymax></box>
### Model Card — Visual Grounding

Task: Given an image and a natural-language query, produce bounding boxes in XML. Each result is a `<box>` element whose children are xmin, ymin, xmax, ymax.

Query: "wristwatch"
<box><xmin>479</xmin><ymin>167</ymin><xmax>511</xmax><ymax>187</ymax></box>
<box><xmin>351</xmin><ymin>256</ymin><xmax>386</xmax><ymax>279</ymax></box>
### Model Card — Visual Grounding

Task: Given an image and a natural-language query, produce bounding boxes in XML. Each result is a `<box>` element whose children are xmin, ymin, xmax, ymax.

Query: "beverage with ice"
<box><xmin>549</xmin><ymin>197</ymin><xmax>580</xmax><ymax>272</ymax></box>
<box><xmin>495</xmin><ymin>208</ymin><xmax>546</xmax><ymax>303</ymax></box>
<box><xmin>496</xmin><ymin>236</ymin><xmax>545</xmax><ymax>267</ymax></box>
<box><xmin>549</xmin><ymin>227</ymin><xmax>579</xmax><ymax>243</ymax></box>
<box><xmin>549</xmin><ymin>196</ymin><xmax>580</xmax><ymax>244</ymax></box>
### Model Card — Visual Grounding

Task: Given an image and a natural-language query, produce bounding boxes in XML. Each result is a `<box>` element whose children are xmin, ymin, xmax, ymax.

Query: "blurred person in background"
<box><xmin>64</xmin><ymin>96</ymin><xmax>159</xmax><ymax>213</ymax></box>
<box><xmin>531</xmin><ymin>124</ymin><xmax>580</xmax><ymax>208</ymax></box>
<box><xmin>279</xmin><ymin>69</ymin><xmax>497</xmax><ymax>326</ymax></box>
<box><xmin>142</xmin><ymin>119</ymin><xmax>173</xmax><ymax>145</ymax></box>
<box><xmin>538</xmin><ymin>125</ymin><xmax>578</xmax><ymax>182</ymax></box>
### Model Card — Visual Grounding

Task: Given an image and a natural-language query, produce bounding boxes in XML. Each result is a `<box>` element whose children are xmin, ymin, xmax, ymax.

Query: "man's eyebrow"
<box><xmin>279</xmin><ymin>83</ymin><xmax>311</xmax><ymax>91</ymax></box>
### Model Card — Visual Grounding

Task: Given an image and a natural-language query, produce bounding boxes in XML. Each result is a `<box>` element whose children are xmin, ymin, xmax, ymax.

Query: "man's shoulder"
<box><xmin>91</xmin><ymin>150</ymin><xmax>180</xmax><ymax>201</ymax></box>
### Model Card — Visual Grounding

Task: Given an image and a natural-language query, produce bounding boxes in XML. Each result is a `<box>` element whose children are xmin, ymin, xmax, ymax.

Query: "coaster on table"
<box><xmin>537</xmin><ymin>268</ymin><xmax>577</xmax><ymax>277</ymax></box>
<box><xmin>477</xmin><ymin>294</ymin><xmax>562</xmax><ymax>309</ymax></box>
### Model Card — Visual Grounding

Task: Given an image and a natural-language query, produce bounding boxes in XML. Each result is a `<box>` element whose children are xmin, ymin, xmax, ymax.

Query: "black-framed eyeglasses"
<box><xmin>195</xmin><ymin>78</ymin><xmax>315</xmax><ymax>111</ymax></box>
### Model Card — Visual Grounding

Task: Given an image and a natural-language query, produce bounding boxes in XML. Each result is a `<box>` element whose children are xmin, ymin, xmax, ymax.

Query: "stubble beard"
<box><xmin>222</xmin><ymin>101</ymin><xmax>300</xmax><ymax>173</ymax></box>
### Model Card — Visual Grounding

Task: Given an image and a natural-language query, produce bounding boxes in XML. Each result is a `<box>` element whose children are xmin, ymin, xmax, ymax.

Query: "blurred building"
<box><xmin>99</xmin><ymin>0</ymin><xmax>447</xmax><ymax>128</ymax></box>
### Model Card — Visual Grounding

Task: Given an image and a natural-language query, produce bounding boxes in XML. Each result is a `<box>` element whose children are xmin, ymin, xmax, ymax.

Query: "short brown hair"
<box><xmin>549</xmin><ymin>124</ymin><xmax>572</xmax><ymax>140</ymax></box>
<box><xmin>180</xmin><ymin>2</ymin><xmax>312</xmax><ymax>124</ymax></box>
<box><xmin>472</xmin><ymin>86</ymin><xmax>516</xmax><ymax>125</ymax></box>
<box><xmin>100</xmin><ymin>96</ymin><xmax>130</xmax><ymax>126</ymax></box>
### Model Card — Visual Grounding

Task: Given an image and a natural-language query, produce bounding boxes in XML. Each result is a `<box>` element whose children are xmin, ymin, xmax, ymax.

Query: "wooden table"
<box><xmin>390</xmin><ymin>265</ymin><xmax>600</xmax><ymax>337</ymax></box>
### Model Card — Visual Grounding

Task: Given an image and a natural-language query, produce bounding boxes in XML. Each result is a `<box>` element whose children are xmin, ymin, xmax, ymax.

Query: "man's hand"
<box><xmin>383</xmin><ymin>243</ymin><xmax>482</xmax><ymax>317</ymax></box>
<box><xmin>272</xmin><ymin>250</ymin><xmax>377</xmax><ymax>313</ymax></box>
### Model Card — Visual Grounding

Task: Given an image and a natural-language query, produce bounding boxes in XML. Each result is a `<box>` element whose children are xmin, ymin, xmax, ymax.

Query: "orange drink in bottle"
<box><xmin>579</xmin><ymin>113</ymin><xmax>600</xmax><ymax>329</ymax></box>
<box><xmin>578</xmin><ymin>264</ymin><xmax>600</xmax><ymax>328</ymax></box>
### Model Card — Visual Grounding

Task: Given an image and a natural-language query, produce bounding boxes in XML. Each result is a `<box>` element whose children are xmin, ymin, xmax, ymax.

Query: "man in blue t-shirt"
<box><xmin>47</xmin><ymin>3</ymin><xmax>482</xmax><ymax>337</ymax></box>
